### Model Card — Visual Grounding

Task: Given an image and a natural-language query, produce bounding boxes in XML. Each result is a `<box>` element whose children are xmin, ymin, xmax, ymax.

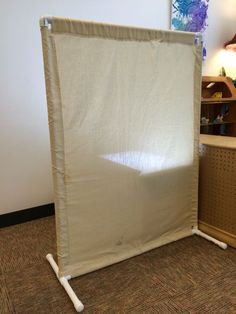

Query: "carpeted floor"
<box><xmin>0</xmin><ymin>216</ymin><xmax>235</xmax><ymax>314</ymax></box>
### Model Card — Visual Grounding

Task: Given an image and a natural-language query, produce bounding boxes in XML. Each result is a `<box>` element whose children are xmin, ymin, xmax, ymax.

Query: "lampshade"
<box><xmin>224</xmin><ymin>34</ymin><xmax>236</xmax><ymax>51</ymax></box>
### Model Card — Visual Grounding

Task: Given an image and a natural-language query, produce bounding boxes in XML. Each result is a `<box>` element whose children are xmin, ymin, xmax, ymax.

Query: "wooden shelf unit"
<box><xmin>201</xmin><ymin>76</ymin><xmax>236</xmax><ymax>137</ymax></box>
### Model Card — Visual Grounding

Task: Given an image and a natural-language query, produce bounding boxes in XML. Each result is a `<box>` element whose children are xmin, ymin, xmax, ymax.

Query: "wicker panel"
<box><xmin>199</xmin><ymin>144</ymin><xmax>236</xmax><ymax>235</ymax></box>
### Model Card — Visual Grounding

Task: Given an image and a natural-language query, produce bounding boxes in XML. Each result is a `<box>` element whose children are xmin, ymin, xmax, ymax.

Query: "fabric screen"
<box><xmin>41</xmin><ymin>17</ymin><xmax>202</xmax><ymax>278</ymax></box>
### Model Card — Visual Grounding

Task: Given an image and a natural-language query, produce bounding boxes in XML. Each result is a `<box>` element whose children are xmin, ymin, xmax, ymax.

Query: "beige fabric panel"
<box><xmin>41</xmin><ymin>17</ymin><xmax>202</xmax><ymax>278</ymax></box>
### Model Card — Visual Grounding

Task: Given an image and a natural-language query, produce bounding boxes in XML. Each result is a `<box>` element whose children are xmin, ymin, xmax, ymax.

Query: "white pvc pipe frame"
<box><xmin>41</xmin><ymin>16</ymin><xmax>227</xmax><ymax>310</ymax></box>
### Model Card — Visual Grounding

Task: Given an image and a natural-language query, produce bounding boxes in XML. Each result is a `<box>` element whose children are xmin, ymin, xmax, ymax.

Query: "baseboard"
<box><xmin>199</xmin><ymin>220</ymin><xmax>236</xmax><ymax>248</ymax></box>
<box><xmin>0</xmin><ymin>203</ymin><xmax>55</xmax><ymax>228</ymax></box>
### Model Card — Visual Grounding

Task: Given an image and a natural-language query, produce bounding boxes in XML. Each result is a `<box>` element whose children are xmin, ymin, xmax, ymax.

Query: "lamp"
<box><xmin>224</xmin><ymin>34</ymin><xmax>236</xmax><ymax>52</ymax></box>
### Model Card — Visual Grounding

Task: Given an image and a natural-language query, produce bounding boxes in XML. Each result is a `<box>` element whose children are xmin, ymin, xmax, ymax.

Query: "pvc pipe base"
<box><xmin>46</xmin><ymin>253</ymin><xmax>84</xmax><ymax>312</ymax></box>
<box><xmin>192</xmin><ymin>227</ymin><xmax>227</xmax><ymax>250</ymax></box>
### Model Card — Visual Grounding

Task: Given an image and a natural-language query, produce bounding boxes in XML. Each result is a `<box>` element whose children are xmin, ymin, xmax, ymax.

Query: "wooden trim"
<box><xmin>202</xmin><ymin>76</ymin><xmax>236</xmax><ymax>102</ymax></box>
<box><xmin>199</xmin><ymin>220</ymin><xmax>236</xmax><ymax>248</ymax></box>
<box><xmin>0</xmin><ymin>203</ymin><xmax>55</xmax><ymax>228</ymax></box>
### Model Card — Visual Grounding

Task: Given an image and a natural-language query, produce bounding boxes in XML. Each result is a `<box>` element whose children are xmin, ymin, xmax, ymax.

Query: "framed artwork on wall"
<box><xmin>171</xmin><ymin>0</ymin><xmax>210</xmax><ymax>59</ymax></box>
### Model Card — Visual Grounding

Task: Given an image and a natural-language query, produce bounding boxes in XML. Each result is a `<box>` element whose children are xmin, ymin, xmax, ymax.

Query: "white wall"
<box><xmin>203</xmin><ymin>0</ymin><xmax>236</xmax><ymax>78</ymax></box>
<box><xmin>0</xmin><ymin>0</ymin><xmax>236</xmax><ymax>214</ymax></box>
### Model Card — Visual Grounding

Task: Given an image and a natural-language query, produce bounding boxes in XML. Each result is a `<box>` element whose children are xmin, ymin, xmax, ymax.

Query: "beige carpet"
<box><xmin>0</xmin><ymin>216</ymin><xmax>235</xmax><ymax>313</ymax></box>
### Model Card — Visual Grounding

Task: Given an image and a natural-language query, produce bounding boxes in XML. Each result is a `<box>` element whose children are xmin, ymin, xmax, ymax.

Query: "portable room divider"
<box><xmin>40</xmin><ymin>16</ymin><xmax>225</xmax><ymax>312</ymax></box>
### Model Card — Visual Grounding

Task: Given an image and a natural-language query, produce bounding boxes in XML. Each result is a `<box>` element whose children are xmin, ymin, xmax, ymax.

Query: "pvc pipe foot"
<box><xmin>46</xmin><ymin>253</ymin><xmax>84</xmax><ymax>312</ymax></box>
<box><xmin>192</xmin><ymin>227</ymin><xmax>227</xmax><ymax>250</ymax></box>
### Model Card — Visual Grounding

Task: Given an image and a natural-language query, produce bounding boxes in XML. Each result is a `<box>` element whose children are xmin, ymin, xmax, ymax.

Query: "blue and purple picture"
<box><xmin>171</xmin><ymin>0</ymin><xmax>209</xmax><ymax>59</ymax></box>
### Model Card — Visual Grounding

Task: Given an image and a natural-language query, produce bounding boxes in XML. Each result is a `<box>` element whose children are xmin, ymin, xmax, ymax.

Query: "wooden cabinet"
<box><xmin>199</xmin><ymin>135</ymin><xmax>236</xmax><ymax>248</ymax></box>
<box><xmin>201</xmin><ymin>76</ymin><xmax>236</xmax><ymax>136</ymax></box>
